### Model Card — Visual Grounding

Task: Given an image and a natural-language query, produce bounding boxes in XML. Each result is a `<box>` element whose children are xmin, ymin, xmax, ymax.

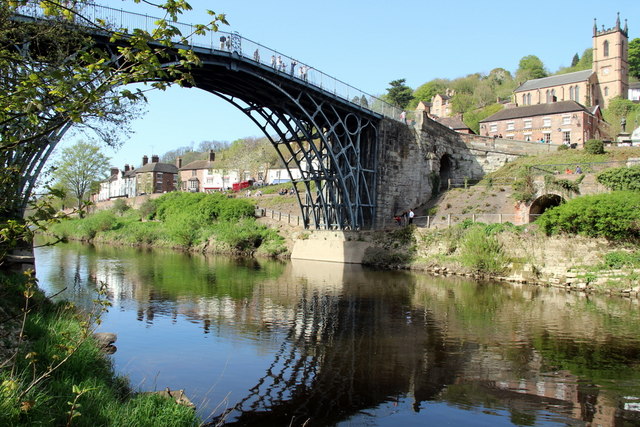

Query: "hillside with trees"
<box><xmin>382</xmin><ymin>41</ymin><xmax>640</xmax><ymax>136</ymax></box>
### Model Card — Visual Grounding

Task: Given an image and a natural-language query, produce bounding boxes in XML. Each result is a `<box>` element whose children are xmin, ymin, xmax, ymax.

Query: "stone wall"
<box><xmin>374</xmin><ymin>114</ymin><xmax>509</xmax><ymax>227</ymax></box>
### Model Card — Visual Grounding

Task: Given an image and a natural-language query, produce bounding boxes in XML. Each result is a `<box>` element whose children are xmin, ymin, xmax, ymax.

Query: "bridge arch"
<box><xmin>528</xmin><ymin>193</ymin><xmax>564</xmax><ymax>222</ymax></box>
<box><xmin>190</xmin><ymin>54</ymin><xmax>381</xmax><ymax>229</ymax></box>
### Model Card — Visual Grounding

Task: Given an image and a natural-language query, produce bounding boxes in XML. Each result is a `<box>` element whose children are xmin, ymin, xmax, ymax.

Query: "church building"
<box><xmin>480</xmin><ymin>15</ymin><xmax>628</xmax><ymax>147</ymax></box>
<box><xmin>514</xmin><ymin>14</ymin><xmax>629</xmax><ymax>110</ymax></box>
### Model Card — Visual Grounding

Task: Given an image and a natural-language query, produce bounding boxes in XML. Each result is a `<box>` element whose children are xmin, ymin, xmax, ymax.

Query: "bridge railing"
<box><xmin>14</xmin><ymin>1</ymin><xmax>405</xmax><ymax>121</ymax></box>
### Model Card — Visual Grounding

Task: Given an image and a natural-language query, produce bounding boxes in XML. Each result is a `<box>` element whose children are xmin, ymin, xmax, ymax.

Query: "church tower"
<box><xmin>592</xmin><ymin>13</ymin><xmax>629</xmax><ymax>109</ymax></box>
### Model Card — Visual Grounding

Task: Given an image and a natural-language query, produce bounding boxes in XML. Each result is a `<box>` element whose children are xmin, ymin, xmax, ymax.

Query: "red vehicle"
<box><xmin>232</xmin><ymin>180</ymin><xmax>253</xmax><ymax>192</ymax></box>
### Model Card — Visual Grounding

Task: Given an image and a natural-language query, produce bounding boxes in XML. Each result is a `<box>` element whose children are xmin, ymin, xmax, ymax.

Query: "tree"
<box><xmin>629</xmin><ymin>38</ymin><xmax>640</xmax><ymax>80</ymax></box>
<box><xmin>408</xmin><ymin>79</ymin><xmax>448</xmax><ymax>109</ymax></box>
<box><xmin>0</xmin><ymin>1</ymin><xmax>227</xmax><ymax>259</ymax></box>
<box><xmin>51</xmin><ymin>141</ymin><xmax>110</xmax><ymax>213</ymax></box>
<box><xmin>571</xmin><ymin>53</ymin><xmax>580</xmax><ymax>67</ymax></box>
<box><xmin>385</xmin><ymin>78</ymin><xmax>413</xmax><ymax>109</ymax></box>
<box><xmin>515</xmin><ymin>55</ymin><xmax>547</xmax><ymax>83</ymax></box>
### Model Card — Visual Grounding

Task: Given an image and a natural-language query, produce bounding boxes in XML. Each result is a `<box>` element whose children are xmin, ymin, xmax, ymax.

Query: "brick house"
<box><xmin>178</xmin><ymin>150</ymin><xmax>241</xmax><ymax>192</ymax></box>
<box><xmin>135</xmin><ymin>155</ymin><xmax>178</xmax><ymax>195</ymax></box>
<box><xmin>430</xmin><ymin>92</ymin><xmax>453</xmax><ymax>118</ymax></box>
<box><xmin>435</xmin><ymin>116</ymin><xmax>474</xmax><ymax>134</ymax></box>
<box><xmin>479</xmin><ymin>101</ymin><xmax>605</xmax><ymax>147</ymax></box>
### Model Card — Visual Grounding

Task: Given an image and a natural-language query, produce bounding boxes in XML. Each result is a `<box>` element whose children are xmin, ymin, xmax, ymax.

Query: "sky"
<box><xmin>57</xmin><ymin>0</ymin><xmax>640</xmax><ymax>168</ymax></box>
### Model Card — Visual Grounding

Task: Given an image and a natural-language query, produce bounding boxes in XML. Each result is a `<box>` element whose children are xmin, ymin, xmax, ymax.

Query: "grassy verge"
<box><xmin>49</xmin><ymin>193</ymin><xmax>287</xmax><ymax>257</ymax></box>
<box><xmin>0</xmin><ymin>271</ymin><xmax>198</xmax><ymax>426</ymax></box>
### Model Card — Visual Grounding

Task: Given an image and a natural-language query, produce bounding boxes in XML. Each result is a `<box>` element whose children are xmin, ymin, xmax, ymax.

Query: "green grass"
<box><xmin>0</xmin><ymin>272</ymin><xmax>198</xmax><ymax>427</ymax></box>
<box><xmin>49</xmin><ymin>193</ymin><xmax>288</xmax><ymax>256</ymax></box>
<box><xmin>482</xmin><ymin>146</ymin><xmax>640</xmax><ymax>181</ymax></box>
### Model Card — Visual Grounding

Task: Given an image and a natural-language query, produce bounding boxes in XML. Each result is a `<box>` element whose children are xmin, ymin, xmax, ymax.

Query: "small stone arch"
<box><xmin>439</xmin><ymin>154</ymin><xmax>453</xmax><ymax>191</ymax></box>
<box><xmin>529</xmin><ymin>193</ymin><xmax>564</xmax><ymax>222</ymax></box>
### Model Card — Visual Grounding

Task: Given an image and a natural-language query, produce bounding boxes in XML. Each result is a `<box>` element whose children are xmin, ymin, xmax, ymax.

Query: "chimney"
<box><xmin>209</xmin><ymin>150</ymin><xmax>215</xmax><ymax>162</ymax></box>
<box><xmin>142</xmin><ymin>155</ymin><xmax>148</xmax><ymax>166</ymax></box>
<box><xmin>151</xmin><ymin>155</ymin><xmax>159</xmax><ymax>163</ymax></box>
<box><xmin>176</xmin><ymin>157</ymin><xmax>182</xmax><ymax>168</ymax></box>
<box><xmin>110</xmin><ymin>167</ymin><xmax>119</xmax><ymax>177</ymax></box>
<box><xmin>124</xmin><ymin>164</ymin><xmax>130</xmax><ymax>172</ymax></box>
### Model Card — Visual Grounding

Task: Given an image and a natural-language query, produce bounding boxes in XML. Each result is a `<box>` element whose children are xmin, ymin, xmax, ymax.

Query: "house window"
<box><xmin>506</xmin><ymin>121</ymin><xmax>515</xmax><ymax>131</ymax></box>
<box><xmin>543</xmin><ymin>132</ymin><xmax>551</xmax><ymax>143</ymax></box>
<box><xmin>569</xmin><ymin>86</ymin><xmax>574</xmax><ymax>101</ymax></box>
<box><xmin>523</xmin><ymin>132</ymin><xmax>532</xmax><ymax>142</ymax></box>
<box><xmin>524</xmin><ymin>119</ymin><xmax>532</xmax><ymax>129</ymax></box>
<box><xmin>604</xmin><ymin>86</ymin><xmax>609</xmax><ymax>96</ymax></box>
<box><xmin>562</xmin><ymin>115</ymin><xmax>571</xmax><ymax>125</ymax></box>
<box><xmin>191</xmin><ymin>170</ymin><xmax>197</xmax><ymax>177</ymax></box>
<box><xmin>490</xmin><ymin>124</ymin><xmax>497</xmax><ymax>133</ymax></box>
<box><xmin>563</xmin><ymin>131</ymin><xmax>571</xmax><ymax>144</ymax></box>
<box><xmin>575</xmin><ymin>86</ymin><xmax>579</xmax><ymax>101</ymax></box>
<box><xmin>543</xmin><ymin>118</ymin><xmax>551</xmax><ymax>127</ymax></box>
<box><xmin>603</xmin><ymin>40</ymin><xmax>609</xmax><ymax>57</ymax></box>
<box><xmin>546</xmin><ymin>89</ymin><xmax>551</xmax><ymax>103</ymax></box>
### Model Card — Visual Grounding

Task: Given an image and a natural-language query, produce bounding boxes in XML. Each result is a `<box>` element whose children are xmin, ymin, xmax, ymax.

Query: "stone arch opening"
<box><xmin>529</xmin><ymin>194</ymin><xmax>564</xmax><ymax>222</ymax></box>
<box><xmin>439</xmin><ymin>154</ymin><xmax>452</xmax><ymax>191</ymax></box>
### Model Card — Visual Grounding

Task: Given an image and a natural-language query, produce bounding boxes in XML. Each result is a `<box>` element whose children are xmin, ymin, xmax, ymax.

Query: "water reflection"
<box><xmin>35</xmin><ymin>242</ymin><xmax>640</xmax><ymax>426</ymax></box>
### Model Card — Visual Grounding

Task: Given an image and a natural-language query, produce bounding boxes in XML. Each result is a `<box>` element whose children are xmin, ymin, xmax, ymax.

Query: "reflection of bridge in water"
<box><xmin>210</xmin><ymin>263</ymin><xmax>464</xmax><ymax>426</ymax></box>
<box><xmin>49</xmin><ymin>246</ymin><xmax>640</xmax><ymax>426</ymax></box>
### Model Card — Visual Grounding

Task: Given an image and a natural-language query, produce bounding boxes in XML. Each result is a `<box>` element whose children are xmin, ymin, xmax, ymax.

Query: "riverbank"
<box><xmin>354</xmin><ymin>222</ymin><xmax>640</xmax><ymax>298</ymax></box>
<box><xmin>0</xmin><ymin>271</ymin><xmax>199</xmax><ymax>426</ymax></box>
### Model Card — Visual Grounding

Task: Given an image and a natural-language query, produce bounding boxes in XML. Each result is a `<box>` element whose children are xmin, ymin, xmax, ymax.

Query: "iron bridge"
<box><xmin>15</xmin><ymin>3</ymin><xmax>407</xmax><ymax>230</ymax></box>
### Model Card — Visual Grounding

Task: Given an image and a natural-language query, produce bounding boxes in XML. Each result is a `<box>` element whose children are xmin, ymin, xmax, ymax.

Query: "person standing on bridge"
<box><xmin>253</xmin><ymin>49</ymin><xmax>260</xmax><ymax>62</ymax></box>
<box><xmin>298</xmin><ymin>65</ymin><xmax>305</xmax><ymax>79</ymax></box>
<box><xmin>271</xmin><ymin>54</ymin><xmax>276</xmax><ymax>68</ymax></box>
<box><xmin>290</xmin><ymin>59</ymin><xmax>297</xmax><ymax>76</ymax></box>
<box><xmin>277</xmin><ymin>56</ymin><xmax>283</xmax><ymax>71</ymax></box>
<box><xmin>219</xmin><ymin>36</ymin><xmax>227</xmax><ymax>50</ymax></box>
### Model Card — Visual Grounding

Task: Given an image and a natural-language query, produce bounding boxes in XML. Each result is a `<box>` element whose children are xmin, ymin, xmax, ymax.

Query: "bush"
<box><xmin>596</xmin><ymin>165</ymin><xmax>640</xmax><ymax>191</ymax></box>
<box><xmin>459</xmin><ymin>227</ymin><xmax>508</xmax><ymax>274</ymax></box>
<box><xmin>601</xmin><ymin>251</ymin><xmax>640</xmax><ymax>269</ymax></box>
<box><xmin>111</xmin><ymin>199</ymin><xmax>130</xmax><ymax>215</ymax></box>
<box><xmin>138</xmin><ymin>198</ymin><xmax>158</xmax><ymax>220</ymax></box>
<box><xmin>557</xmin><ymin>144</ymin><xmax>569</xmax><ymax>151</ymax></box>
<box><xmin>537</xmin><ymin>191</ymin><xmax>640</xmax><ymax>240</ymax></box>
<box><xmin>584</xmin><ymin>139</ymin><xmax>605</xmax><ymax>155</ymax></box>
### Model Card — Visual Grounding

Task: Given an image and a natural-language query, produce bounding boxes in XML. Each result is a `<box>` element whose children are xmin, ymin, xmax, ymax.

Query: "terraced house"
<box><xmin>135</xmin><ymin>155</ymin><xmax>178</xmax><ymax>195</ymax></box>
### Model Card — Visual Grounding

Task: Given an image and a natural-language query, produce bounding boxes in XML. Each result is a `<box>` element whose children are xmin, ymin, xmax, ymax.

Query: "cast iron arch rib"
<box><xmin>193</xmin><ymin>64</ymin><xmax>380</xmax><ymax>229</ymax></box>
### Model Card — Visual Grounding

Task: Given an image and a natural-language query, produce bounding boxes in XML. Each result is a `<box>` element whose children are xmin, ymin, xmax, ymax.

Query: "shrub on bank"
<box><xmin>50</xmin><ymin>193</ymin><xmax>287</xmax><ymax>256</ymax></box>
<box><xmin>596</xmin><ymin>165</ymin><xmax>640</xmax><ymax>191</ymax></box>
<box><xmin>154</xmin><ymin>192</ymin><xmax>254</xmax><ymax>223</ymax></box>
<box><xmin>584</xmin><ymin>139</ymin><xmax>605</xmax><ymax>155</ymax></box>
<box><xmin>459</xmin><ymin>225</ymin><xmax>509</xmax><ymax>274</ymax></box>
<box><xmin>537</xmin><ymin>191</ymin><xmax>640</xmax><ymax>240</ymax></box>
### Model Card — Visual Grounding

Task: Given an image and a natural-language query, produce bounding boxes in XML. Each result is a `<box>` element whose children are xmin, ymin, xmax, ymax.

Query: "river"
<box><xmin>34</xmin><ymin>241</ymin><xmax>640</xmax><ymax>426</ymax></box>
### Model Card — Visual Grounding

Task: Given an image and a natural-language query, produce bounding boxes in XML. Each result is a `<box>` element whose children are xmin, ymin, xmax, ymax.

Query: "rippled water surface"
<box><xmin>35</xmin><ymin>242</ymin><xmax>640</xmax><ymax>426</ymax></box>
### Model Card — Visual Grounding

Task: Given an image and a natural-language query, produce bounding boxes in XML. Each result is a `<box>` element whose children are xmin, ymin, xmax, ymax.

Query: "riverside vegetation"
<box><xmin>50</xmin><ymin>192</ymin><xmax>288</xmax><ymax>257</ymax></box>
<box><xmin>0</xmin><ymin>272</ymin><xmax>199</xmax><ymax>427</ymax></box>
<box><xmin>363</xmin><ymin>147</ymin><xmax>640</xmax><ymax>295</ymax></box>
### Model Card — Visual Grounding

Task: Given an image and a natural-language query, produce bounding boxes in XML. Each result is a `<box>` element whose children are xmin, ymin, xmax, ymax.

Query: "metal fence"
<box><xmin>15</xmin><ymin>1</ymin><xmax>406</xmax><ymax>121</ymax></box>
<box><xmin>530</xmin><ymin>159</ymin><xmax>640</xmax><ymax>175</ymax></box>
<box><xmin>257</xmin><ymin>208</ymin><xmax>303</xmax><ymax>227</ymax></box>
<box><xmin>383</xmin><ymin>213</ymin><xmax>537</xmax><ymax>229</ymax></box>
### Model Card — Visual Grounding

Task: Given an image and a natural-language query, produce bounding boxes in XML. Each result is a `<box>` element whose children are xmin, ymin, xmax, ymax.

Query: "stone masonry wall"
<box><xmin>375</xmin><ymin>114</ymin><xmax>487</xmax><ymax>227</ymax></box>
